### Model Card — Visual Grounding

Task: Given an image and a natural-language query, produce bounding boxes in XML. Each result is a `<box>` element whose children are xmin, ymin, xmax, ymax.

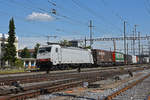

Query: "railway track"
<box><xmin>0</xmin><ymin>67</ymin><xmax>144</xmax><ymax>86</ymax></box>
<box><xmin>0</xmin><ymin>64</ymin><xmax>144</xmax><ymax>77</ymax></box>
<box><xmin>0</xmin><ymin>72</ymin><xmax>101</xmax><ymax>100</ymax></box>
<box><xmin>0</xmin><ymin>65</ymin><xmax>149</xmax><ymax>100</ymax></box>
<box><xmin>105</xmin><ymin>70</ymin><xmax>150</xmax><ymax>100</ymax></box>
<box><xmin>0</xmin><ymin>65</ymin><xmax>147</xmax><ymax>86</ymax></box>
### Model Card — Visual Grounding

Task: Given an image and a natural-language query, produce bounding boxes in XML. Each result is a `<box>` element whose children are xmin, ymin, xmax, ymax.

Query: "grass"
<box><xmin>0</xmin><ymin>69</ymin><xmax>26</xmax><ymax>74</ymax></box>
<box><xmin>120</xmin><ymin>67</ymin><xmax>124</xmax><ymax>70</ymax></box>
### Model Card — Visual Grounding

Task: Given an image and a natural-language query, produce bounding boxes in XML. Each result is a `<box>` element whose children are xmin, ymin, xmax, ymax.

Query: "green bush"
<box><xmin>15</xmin><ymin>59</ymin><xmax>24</xmax><ymax>69</ymax></box>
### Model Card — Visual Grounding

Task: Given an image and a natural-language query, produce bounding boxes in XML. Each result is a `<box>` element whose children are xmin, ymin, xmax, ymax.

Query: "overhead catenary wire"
<box><xmin>71</xmin><ymin>0</ymin><xmax>116</xmax><ymax>35</ymax></box>
<box><xmin>48</xmin><ymin>0</ymin><xmax>113</xmax><ymax>35</ymax></box>
<box><xmin>5</xmin><ymin>0</ymin><xmax>116</xmax><ymax>37</ymax></box>
<box><xmin>0</xmin><ymin>0</ymin><xmax>81</xmax><ymax>36</ymax></box>
<box><xmin>47</xmin><ymin>0</ymin><xmax>87</xmax><ymax>27</ymax></box>
<box><xmin>97</xmin><ymin>0</ymin><xmax>140</xmax><ymax>54</ymax></box>
<box><xmin>72</xmin><ymin>0</ymin><xmax>123</xmax><ymax>33</ymax></box>
<box><xmin>0</xmin><ymin>0</ymin><xmax>89</xmax><ymax>46</ymax></box>
<box><xmin>8</xmin><ymin>0</ymin><xmax>49</xmax><ymax>13</ymax></box>
<box><xmin>97</xmin><ymin>0</ymin><xmax>134</xmax><ymax>37</ymax></box>
<box><xmin>144</xmin><ymin>0</ymin><xmax>150</xmax><ymax>15</ymax></box>
<box><xmin>17</xmin><ymin>0</ymin><xmax>88</xmax><ymax>28</ymax></box>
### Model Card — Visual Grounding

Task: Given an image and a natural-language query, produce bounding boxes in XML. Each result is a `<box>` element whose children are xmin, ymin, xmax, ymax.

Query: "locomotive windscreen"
<box><xmin>39</xmin><ymin>47</ymin><xmax>51</xmax><ymax>53</ymax></box>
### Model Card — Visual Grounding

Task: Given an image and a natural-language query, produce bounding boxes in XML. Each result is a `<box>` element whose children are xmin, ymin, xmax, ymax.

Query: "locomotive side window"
<box><xmin>46</xmin><ymin>47</ymin><xmax>51</xmax><ymax>52</ymax></box>
<box><xmin>56</xmin><ymin>48</ymin><xmax>58</xmax><ymax>53</ymax></box>
<box><xmin>39</xmin><ymin>48</ymin><xmax>45</xmax><ymax>53</ymax></box>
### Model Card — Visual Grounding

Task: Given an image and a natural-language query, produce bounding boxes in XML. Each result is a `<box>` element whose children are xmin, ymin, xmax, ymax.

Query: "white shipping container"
<box><xmin>144</xmin><ymin>57</ymin><xmax>149</xmax><ymax>63</ymax></box>
<box><xmin>132</xmin><ymin>55</ymin><xmax>137</xmax><ymax>64</ymax></box>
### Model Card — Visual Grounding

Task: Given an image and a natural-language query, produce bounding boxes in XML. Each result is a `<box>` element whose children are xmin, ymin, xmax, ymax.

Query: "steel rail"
<box><xmin>0</xmin><ymin>67</ymin><xmax>146</xmax><ymax>96</ymax></box>
<box><xmin>0</xmin><ymin>67</ymin><xmax>148</xmax><ymax>100</ymax></box>
<box><xmin>0</xmin><ymin>74</ymin><xmax>101</xmax><ymax>100</ymax></box>
<box><xmin>0</xmin><ymin>66</ymin><xmax>145</xmax><ymax>86</ymax></box>
<box><xmin>105</xmin><ymin>73</ymin><xmax>150</xmax><ymax>100</ymax></box>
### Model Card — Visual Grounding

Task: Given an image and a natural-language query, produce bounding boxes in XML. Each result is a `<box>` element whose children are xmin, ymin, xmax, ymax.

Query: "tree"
<box><xmin>33</xmin><ymin>43</ymin><xmax>40</xmax><ymax>58</ymax></box>
<box><xmin>83</xmin><ymin>46</ymin><xmax>91</xmax><ymax>49</ymax></box>
<box><xmin>60</xmin><ymin>40</ymin><xmax>71</xmax><ymax>46</ymax></box>
<box><xmin>3</xmin><ymin>18</ymin><xmax>17</xmax><ymax>66</ymax></box>
<box><xmin>20</xmin><ymin>47</ymin><xmax>31</xmax><ymax>58</ymax></box>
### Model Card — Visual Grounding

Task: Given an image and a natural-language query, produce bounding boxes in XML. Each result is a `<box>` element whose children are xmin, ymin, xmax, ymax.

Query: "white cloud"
<box><xmin>26</xmin><ymin>12</ymin><xmax>53</xmax><ymax>22</ymax></box>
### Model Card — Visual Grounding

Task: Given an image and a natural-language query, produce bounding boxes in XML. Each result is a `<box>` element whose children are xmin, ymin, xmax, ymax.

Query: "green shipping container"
<box><xmin>115</xmin><ymin>52</ymin><xmax>124</xmax><ymax>62</ymax></box>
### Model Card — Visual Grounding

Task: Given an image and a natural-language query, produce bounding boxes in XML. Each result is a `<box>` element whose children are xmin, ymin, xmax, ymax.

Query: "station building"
<box><xmin>19</xmin><ymin>58</ymin><xmax>36</xmax><ymax>69</ymax></box>
<box><xmin>18</xmin><ymin>49</ymin><xmax>37</xmax><ymax>69</ymax></box>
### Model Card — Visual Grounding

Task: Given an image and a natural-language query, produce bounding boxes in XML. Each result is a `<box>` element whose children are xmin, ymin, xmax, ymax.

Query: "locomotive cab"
<box><xmin>36</xmin><ymin>44</ymin><xmax>61</xmax><ymax>70</ymax></box>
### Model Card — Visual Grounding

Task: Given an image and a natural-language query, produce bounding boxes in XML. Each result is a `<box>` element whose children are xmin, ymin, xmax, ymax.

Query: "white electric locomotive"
<box><xmin>36</xmin><ymin>44</ymin><xmax>94</xmax><ymax>70</ymax></box>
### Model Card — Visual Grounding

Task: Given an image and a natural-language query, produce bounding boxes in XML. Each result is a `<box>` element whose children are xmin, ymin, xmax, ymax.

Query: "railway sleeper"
<box><xmin>0</xmin><ymin>67</ymin><xmax>147</xmax><ymax>87</ymax></box>
<box><xmin>0</xmin><ymin>76</ymin><xmax>117</xmax><ymax>100</ymax></box>
<box><xmin>105</xmin><ymin>73</ymin><xmax>150</xmax><ymax>100</ymax></box>
<box><xmin>0</xmin><ymin>67</ymin><xmax>149</xmax><ymax>100</ymax></box>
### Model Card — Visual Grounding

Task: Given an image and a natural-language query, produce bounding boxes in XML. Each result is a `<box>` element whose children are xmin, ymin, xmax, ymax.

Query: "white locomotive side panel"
<box><xmin>60</xmin><ymin>47</ymin><xmax>93</xmax><ymax>64</ymax></box>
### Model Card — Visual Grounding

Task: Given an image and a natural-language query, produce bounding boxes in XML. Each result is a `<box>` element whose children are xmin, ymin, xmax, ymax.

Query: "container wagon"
<box><xmin>92</xmin><ymin>49</ymin><xmax>113</xmax><ymax>66</ymax></box>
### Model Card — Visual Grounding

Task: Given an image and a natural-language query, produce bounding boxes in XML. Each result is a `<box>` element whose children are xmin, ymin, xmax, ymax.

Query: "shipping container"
<box><xmin>124</xmin><ymin>54</ymin><xmax>132</xmax><ymax>64</ymax></box>
<box><xmin>136</xmin><ymin>56</ymin><xmax>140</xmax><ymax>63</ymax></box>
<box><xmin>138</xmin><ymin>56</ymin><xmax>145</xmax><ymax>64</ymax></box>
<box><xmin>92</xmin><ymin>49</ymin><xmax>113</xmax><ymax>66</ymax></box>
<box><xmin>132</xmin><ymin>55</ymin><xmax>137</xmax><ymax>64</ymax></box>
<box><xmin>142</xmin><ymin>57</ymin><xmax>149</xmax><ymax>63</ymax></box>
<box><xmin>112</xmin><ymin>52</ymin><xmax>124</xmax><ymax>65</ymax></box>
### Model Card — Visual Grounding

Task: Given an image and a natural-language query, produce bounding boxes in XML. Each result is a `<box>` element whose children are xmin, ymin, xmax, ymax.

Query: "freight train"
<box><xmin>36</xmin><ymin>44</ymin><xmax>144</xmax><ymax>71</ymax></box>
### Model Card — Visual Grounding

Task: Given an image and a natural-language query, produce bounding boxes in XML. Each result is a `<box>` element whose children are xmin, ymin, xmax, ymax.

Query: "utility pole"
<box><xmin>84</xmin><ymin>36</ymin><xmax>87</xmax><ymax>47</ymax></box>
<box><xmin>133</xmin><ymin>24</ymin><xmax>138</xmax><ymax>55</ymax></box>
<box><xmin>127</xmin><ymin>43</ymin><xmax>128</xmax><ymax>64</ymax></box>
<box><xmin>138</xmin><ymin>32</ymin><xmax>141</xmax><ymax>57</ymax></box>
<box><xmin>132</xmin><ymin>30</ymin><xmax>134</xmax><ymax>54</ymax></box>
<box><xmin>133</xmin><ymin>29</ymin><xmax>135</xmax><ymax>55</ymax></box>
<box><xmin>141</xmin><ymin>45</ymin><xmax>144</xmax><ymax>55</ymax></box>
<box><xmin>113</xmin><ymin>40</ymin><xmax>116</xmax><ymax>52</ymax></box>
<box><xmin>131</xmin><ymin>34</ymin><xmax>133</xmax><ymax>55</ymax></box>
<box><xmin>148</xmin><ymin>40</ymin><xmax>150</xmax><ymax>63</ymax></box>
<box><xmin>89</xmin><ymin>20</ymin><xmax>94</xmax><ymax>48</ymax></box>
<box><xmin>124</xmin><ymin>21</ymin><xmax>127</xmax><ymax>64</ymax></box>
<box><xmin>134</xmin><ymin>25</ymin><xmax>138</xmax><ymax>36</ymax></box>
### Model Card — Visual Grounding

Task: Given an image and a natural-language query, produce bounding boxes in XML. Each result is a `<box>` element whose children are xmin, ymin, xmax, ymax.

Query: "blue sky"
<box><xmin>0</xmin><ymin>0</ymin><xmax>150</xmax><ymax>52</ymax></box>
